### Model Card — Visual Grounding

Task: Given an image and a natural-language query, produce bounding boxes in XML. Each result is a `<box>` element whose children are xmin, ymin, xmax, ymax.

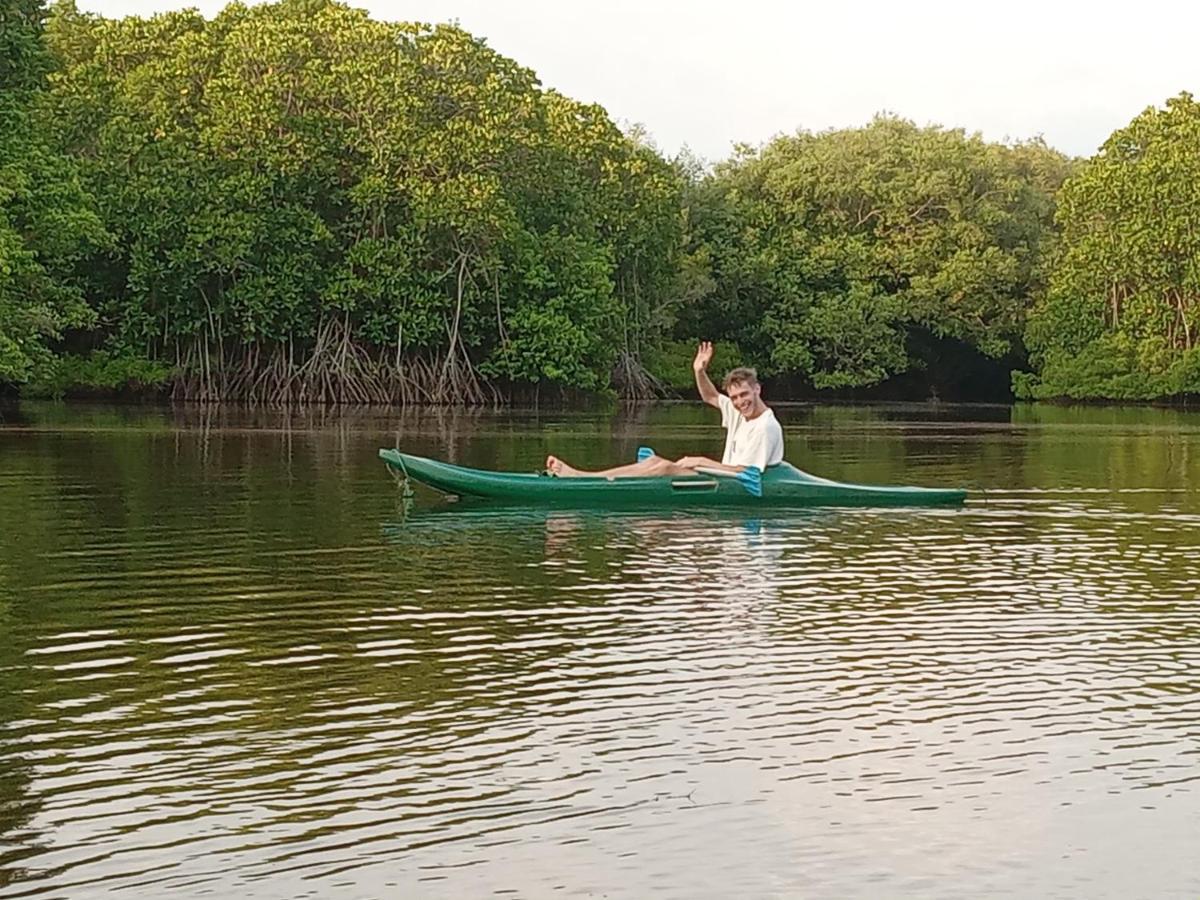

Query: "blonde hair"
<box><xmin>722</xmin><ymin>367</ymin><xmax>759</xmax><ymax>391</ymax></box>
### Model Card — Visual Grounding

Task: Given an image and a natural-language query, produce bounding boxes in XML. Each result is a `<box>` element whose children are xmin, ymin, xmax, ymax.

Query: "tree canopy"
<box><xmin>40</xmin><ymin>0</ymin><xmax>686</xmax><ymax>401</ymax></box>
<box><xmin>0</xmin><ymin>0</ymin><xmax>106</xmax><ymax>383</ymax></box>
<box><xmin>678</xmin><ymin>117</ymin><xmax>1070</xmax><ymax>390</ymax></box>
<box><xmin>1017</xmin><ymin>92</ymin><xmax>1200</xmax><ymax>400</ymax></box>
<box><xmin>0</xmin><ymin>0</ymin><xmax>1195</xmax><ymax>404</ymax></box>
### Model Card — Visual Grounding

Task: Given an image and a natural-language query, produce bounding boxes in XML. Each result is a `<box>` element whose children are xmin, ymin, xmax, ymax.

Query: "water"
<box><xmin>1</xmin><ymin>402</ymin><xmax>1198</xmax><ymax>898</ymax></box>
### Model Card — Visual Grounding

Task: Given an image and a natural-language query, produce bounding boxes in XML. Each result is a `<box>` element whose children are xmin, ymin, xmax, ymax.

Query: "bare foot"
<box><xmin>545</xmin><ymin>455</ymin><xmax>583</xmax><ymax>477</ymax></box>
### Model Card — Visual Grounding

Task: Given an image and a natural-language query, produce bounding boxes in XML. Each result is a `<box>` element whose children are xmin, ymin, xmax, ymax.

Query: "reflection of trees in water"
<box><xmin>0</xmin><ymin>401</ymin><xmax>31</xmax><ymax>426</ymax></box>
<box><xmin>0</xmin><ymin>590</ymin><xmax>45</xmax><ymax>888</ymax></box>
<box><xmin>4</xmin><ymin>403</ymin><xmax>1199</xmax><ymax>896</ymax></box>
<box><xmin>0</xmin><ymin>503</ymin><xmax>815</xmax><ymax>885</ymax></box>
<box><xmin>0</xmin><ymin>753</ymin><xmax>42</xmax><ymax>888</ymax></box>
<box><xmin>0</xmin><ymin>432</ymin><xmax>56</xmax><ymax>878</ymax></box>
<box><xmin>0</xmin><ymin>505</ymin><xmax>813</xmax><ymax>842</ymax></box>
<box><xmin>1010</xmin><ymin>403</ymin><xmax>1200</xmax><ymax>430</ymax></box>
<box><xmin>1009</xmin><ymin>404</ymin><xmax>1199</xmax><ymax>497</ymax></box>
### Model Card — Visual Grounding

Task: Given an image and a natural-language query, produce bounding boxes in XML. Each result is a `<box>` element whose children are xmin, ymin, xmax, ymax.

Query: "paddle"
<box><xmin>636</xmin><ymin>446</ymin><xmax>763</xmax><ymax>497</ymax></box>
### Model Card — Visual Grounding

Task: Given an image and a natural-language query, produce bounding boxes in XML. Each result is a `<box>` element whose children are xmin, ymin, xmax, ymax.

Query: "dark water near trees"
<box><xmin>1</xmin><ymin>402</ymin><xmax>1197</xmax><ymax>898</ymax></box>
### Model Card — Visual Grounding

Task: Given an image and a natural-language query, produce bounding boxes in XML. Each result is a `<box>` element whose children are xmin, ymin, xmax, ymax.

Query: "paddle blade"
<box><xmin>738</xmin><ymin>466</ymin><xmax>763</xmax><ymax>498</ymax></box>
<box><xmin>637</xmin><ymin>446</ymin><xmax>655</xmax><ymax>462</ymax></box>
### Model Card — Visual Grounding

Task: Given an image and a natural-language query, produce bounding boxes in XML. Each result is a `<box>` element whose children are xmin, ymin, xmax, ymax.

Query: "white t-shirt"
<box><xmin>717</xmin><ymin>395</ymin><xmax>784</xmax><ymax>471</ymax></box>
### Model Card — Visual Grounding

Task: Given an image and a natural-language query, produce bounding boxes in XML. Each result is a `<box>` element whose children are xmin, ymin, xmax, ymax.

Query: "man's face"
<box><xmin>727</xmin><ymin>380</ymin><xmax>760</xmax><ymax>417</ymax></box>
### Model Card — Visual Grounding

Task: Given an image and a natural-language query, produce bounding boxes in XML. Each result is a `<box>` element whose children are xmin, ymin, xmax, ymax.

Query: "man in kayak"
<box><xmin>546</xmin><ymin>341</ymin><xmax>784</xmax><ymax>478</ymax></box>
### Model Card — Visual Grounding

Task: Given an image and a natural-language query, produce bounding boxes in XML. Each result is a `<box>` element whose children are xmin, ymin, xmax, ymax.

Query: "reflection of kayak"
<box><xmin>379</xmin><ymin>449</ymin><xmax>967</xmax><ymax>508</ymax></box>
<box><xmin>380</xmin><ymin>506</ymin><xmax>800</xmax><ymax>544</ymax></box>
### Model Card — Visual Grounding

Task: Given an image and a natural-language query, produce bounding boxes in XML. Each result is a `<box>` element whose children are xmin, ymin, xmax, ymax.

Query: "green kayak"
<box><xmin>379</xmin><ymin>449</ymin><xmax>967</xmax><ymax>509</ymax></box>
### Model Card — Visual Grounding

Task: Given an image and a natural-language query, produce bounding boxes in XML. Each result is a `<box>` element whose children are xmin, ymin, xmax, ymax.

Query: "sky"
<box><xmin>78</xmin><ymin>0</ymin><xmax>1198</xmax><ymax>162</ymax></box>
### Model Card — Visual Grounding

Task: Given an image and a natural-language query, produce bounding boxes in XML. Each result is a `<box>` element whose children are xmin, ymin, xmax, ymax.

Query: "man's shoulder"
<box><xmin>716</xmin><ymin>393</ymin><xmax>735</xmax><ymax>423</ymax></box>
<box><xmin>760</xmin><ymin>407</ymin><xmax>783</xmax><ymax>440</ymax></box>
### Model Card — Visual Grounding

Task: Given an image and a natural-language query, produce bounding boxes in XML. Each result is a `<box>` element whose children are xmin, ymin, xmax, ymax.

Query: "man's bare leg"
<box><xmin>545</xmin><ymin>454</ymin><xmax>695</xmax><ymax>478</ymax></box>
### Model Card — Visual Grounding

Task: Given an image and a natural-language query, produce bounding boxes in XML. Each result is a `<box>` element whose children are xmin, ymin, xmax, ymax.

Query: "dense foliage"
<box><xmin>0</xmin><ymin>0</ymin><xmax>1194</xmax><ymax>403</ymax></box>
<box><xmin>0</xmin><ymin>0</ymin><xmax>105</xmax><ymax>383</ymax></box>
<box><xmin>39</xmin><ymin>0</ymin><xmax>684</xmax><ymax>401</ymax></box>
<box><xmin>1017</xmin><ymin>93</ymin><xmax>1200</xmax><ymax>400</ymax></box>
<box><xmin>679</xmin><ymin>117</ymin><xmax>1070</xmax><ymax>390</ymax></box>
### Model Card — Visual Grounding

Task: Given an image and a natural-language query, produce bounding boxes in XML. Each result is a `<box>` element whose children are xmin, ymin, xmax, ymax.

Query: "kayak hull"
<box><xmin>379</xmin><ymin>449</ymin><xmax>967</xmax><ymax>508</ymax></box>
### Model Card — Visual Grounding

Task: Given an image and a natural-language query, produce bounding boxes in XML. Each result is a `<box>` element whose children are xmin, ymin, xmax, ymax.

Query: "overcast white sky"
<box><xmin>79</xmin><ymin>0</ymin><xmax>1197</xmax><ymax>162</ymax></box>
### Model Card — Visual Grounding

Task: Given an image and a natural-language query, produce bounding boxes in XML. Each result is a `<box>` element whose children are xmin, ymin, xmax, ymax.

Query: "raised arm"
<box><xmin>693</xmin><ymin>341</ymin><xmax>722</xmax><ymax>408</ymax></box>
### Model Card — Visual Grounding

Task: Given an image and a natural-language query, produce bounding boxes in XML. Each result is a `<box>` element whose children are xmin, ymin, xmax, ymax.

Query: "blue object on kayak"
<box><xmin>737</xmin><ymin>466</ymin><xmax>763</xmax><ymax>498</ymax></box>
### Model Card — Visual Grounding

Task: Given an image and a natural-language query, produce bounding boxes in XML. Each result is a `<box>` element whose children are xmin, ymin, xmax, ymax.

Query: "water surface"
<box><xmin>1</xmin><ymin>402</ymin><xmax>1198</xmax><ymax>897</ymax></box>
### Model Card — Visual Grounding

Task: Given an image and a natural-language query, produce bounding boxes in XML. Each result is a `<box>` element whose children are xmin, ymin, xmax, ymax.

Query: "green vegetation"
<box><xmin>1017</xmin><ymin>93</ymin><xmax>1200</xmax><ymax>401</ymax></box>
<box><xmin>24</xmin><ymin>349</ymin><xmax>173</xmax><ymax>397</ymax></box>
<box><xmin>0</xmin><ymin>0</ymin><xmax>106</xmax><ymax>384</ymax></box>
<box><xmin>0</xmin><ymin>0</ymin><xmax>1196</xmax><ymax>403</ymax></box>
<box><xmin>40</xmin><ymin>0</ymin><xmax>684</xmax><ymax>403</ymax></box>
<box><xmin>680</xmin><ymin>118</ymin><xmax>1070</xmax><ymax>390</ymax></box>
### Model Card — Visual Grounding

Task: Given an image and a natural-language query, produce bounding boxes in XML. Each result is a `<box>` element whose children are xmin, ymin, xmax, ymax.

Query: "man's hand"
<box><xmin>693</xmin><ymin>341</ymin><xmax>721</xmax><ymax>409</ymax></box>
<box><xmin>676</xmin><ymin>456</ymin><xmax>739</xmax><ymax>473</ymax></box>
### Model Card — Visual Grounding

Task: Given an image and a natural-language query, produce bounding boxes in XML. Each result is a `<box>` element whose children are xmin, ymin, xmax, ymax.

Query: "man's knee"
<box><xmin>645</xmin><ymin>458</ymin><xmax>676</xmax><ymax>476</ymax></box>
<box><xmin>658</xmin><ymin>458</ymin><xmax>699</xmax><ymax>476</ymax></box>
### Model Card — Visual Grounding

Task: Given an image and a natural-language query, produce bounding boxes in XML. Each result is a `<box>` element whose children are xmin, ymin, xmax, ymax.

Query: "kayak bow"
<box><xmin>379</xmin><ymin>449</ymin><xmax>966</xmax><ymax>508</ymax></box>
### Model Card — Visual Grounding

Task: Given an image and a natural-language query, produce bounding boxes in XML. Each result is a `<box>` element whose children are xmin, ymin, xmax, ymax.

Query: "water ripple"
<box><xmin>1</xmin><ymin>411</ymin><xmax>1199</xmax><ymax>898</ymax></box>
